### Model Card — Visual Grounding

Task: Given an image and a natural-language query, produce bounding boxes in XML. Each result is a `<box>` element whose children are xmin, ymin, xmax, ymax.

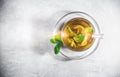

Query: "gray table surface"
<box><xmin>0</xmin><ymin>0</ymin><xmax>120</xmax><ymax>77</ymax></box>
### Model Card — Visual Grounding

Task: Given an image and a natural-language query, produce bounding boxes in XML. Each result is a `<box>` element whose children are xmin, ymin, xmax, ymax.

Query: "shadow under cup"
<box><xmin>53</xmin><ymin>11</ymin><xmax>103</xmax><ymax>60</ymax></box>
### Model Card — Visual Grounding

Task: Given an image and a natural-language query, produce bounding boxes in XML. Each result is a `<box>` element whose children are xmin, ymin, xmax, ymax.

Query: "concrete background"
<box><xmin>0</xmin><ymin>0</ymin><xmax>120</xmax><ymax>77</ymax></box>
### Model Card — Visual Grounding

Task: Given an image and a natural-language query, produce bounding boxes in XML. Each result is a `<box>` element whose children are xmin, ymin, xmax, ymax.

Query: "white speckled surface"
<box><xmin>0</xmin><ymin>0</ymin><xmax>120</xmax><ymax>77</ymax></box>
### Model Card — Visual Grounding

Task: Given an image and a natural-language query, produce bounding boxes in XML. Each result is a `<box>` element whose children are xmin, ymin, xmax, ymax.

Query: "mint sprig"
<box><xmin>50</xmin><ymin>35</ymin><xmax>63</xmax><ymax>55</ymax></box>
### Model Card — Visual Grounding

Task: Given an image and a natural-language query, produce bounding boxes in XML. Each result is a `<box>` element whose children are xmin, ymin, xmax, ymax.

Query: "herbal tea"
<box><xmin>61</xmin><ymin>18</ymin><xmax>94</xmax><ymax>51</ymax></box>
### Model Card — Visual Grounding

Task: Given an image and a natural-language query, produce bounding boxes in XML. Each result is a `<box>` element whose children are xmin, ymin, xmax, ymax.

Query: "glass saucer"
<box><xmin>53</xmin><ymin>11</ymin><xmax>103</xmax><ymax>60</ymax></box>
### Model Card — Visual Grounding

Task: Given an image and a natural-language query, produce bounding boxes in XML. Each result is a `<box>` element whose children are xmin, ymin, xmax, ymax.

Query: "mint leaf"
<box><xmin>50</xmin><ymin>38</ymin><xmax>58</xmax><ymax>44</ymax></box>
<box><xmin>77</xmin><ymin>34</ymin><xmax>85</xmax><ymax>41</ymax></box>
<box><xmin>54</xmin><ymin>42</ymin><xmax>62</xmax><ymax>54</ymax></box>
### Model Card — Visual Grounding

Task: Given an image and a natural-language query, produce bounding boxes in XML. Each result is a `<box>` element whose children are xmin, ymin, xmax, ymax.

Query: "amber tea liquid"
<box><xmin>61</xmin><ymin>18</ymin><xmax>94</xmax><ymax>51</ymax></box>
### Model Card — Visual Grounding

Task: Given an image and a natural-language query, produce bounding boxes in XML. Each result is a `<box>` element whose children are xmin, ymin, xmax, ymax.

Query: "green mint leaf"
<box><xmin>78</xmin><ymin>34</ymin><xmax>85</xmax><ymax>41</ymax></box>
<box><xmin>54</xmin><ymin>42</ymin><xmax>62</xmax><ymax>54</ymax></box>
<box><xmin>73</xmin><ymin>36</ymin><xmax>82</xmax><ymax>43</ymax></box>
<box><xmin>50</xmin><ymin>38</ymin><xmax>58</xmax><ymax>44</ymax></box>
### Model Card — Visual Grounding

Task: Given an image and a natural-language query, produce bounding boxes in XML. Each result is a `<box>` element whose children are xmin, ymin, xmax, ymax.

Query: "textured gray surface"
<box><xmin>0</xmin><ymin>0</ymin><xmax>120</xmax><ymax>77</ymax></box>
